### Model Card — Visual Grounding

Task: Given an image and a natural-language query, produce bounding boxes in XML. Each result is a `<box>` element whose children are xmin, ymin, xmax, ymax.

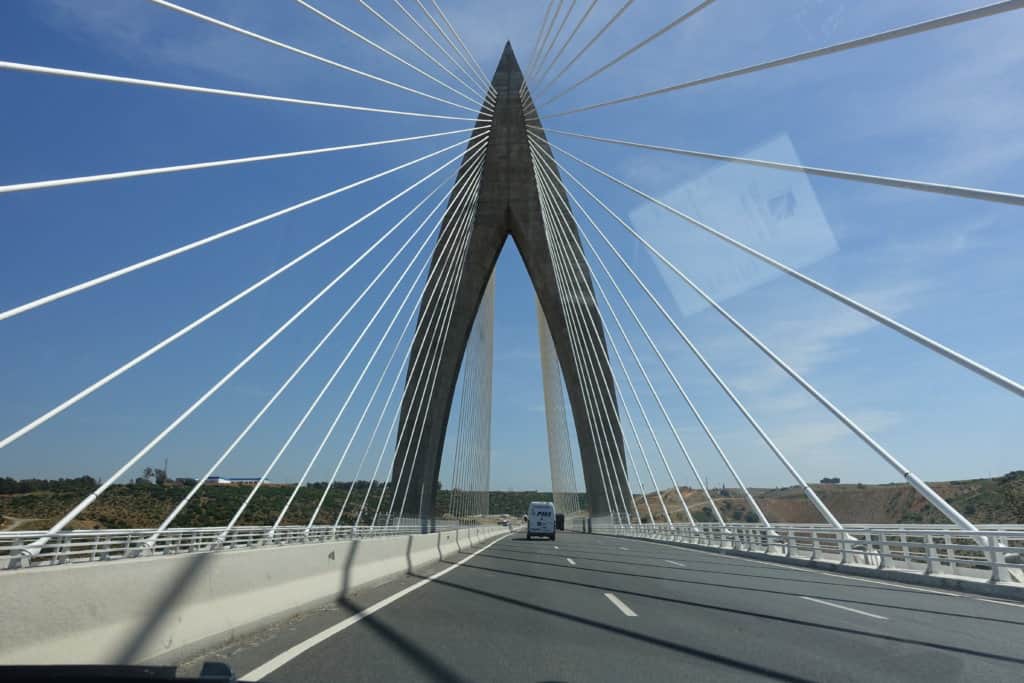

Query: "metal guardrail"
<box><xmin>0</xmin><ymin>519</ymin><xmax>479</xmax><ymax>570</ymax></box>
<box><xmin>588</xmin><ymin>521</ymin><xmax>1024</xmax><ymax>586</ymax></box>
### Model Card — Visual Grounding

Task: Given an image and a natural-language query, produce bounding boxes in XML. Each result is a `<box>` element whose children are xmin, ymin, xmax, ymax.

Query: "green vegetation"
<box><xmin>5</xmin><ymin>472</ymin><xmax>1023</xmax><ymax>530</ymax></box>
<box><xmin>0</xmin><ymin>477</ymin><xmax>577</xmax><ymax>530</ymax></box>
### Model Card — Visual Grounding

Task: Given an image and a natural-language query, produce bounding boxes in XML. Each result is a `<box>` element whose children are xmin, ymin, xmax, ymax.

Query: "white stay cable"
<box><xmin>0</xmin><ymin>61</ymin><xmax>482</xmax><ymax>122</ymax></box>
<box><xmin>532</xmin><ymin>0</ymin><xmax>577</xmax><ymax>87</ymax></box>
<box><xmin>531</xmin><ymin>151</ymin><xmax>631</xmax><ymax>524</ymax></box>
<box><xmin>337</xmin><ymin>171</ymin><xmax>475</xmax><ymax>527</ymax></box>
<box><xmin>296</xmin><ymin>0</ymin><xmax>488</xmax><ymax>111</ymax></box>
<box><xmin>539</xmin><ymin>183</ymin><xmax>642</xmax><ymax>527</ymax></box>
<box><xmin>534</xmin><ymin>167</ymin><xmax>623</xmax><ymax>524</ymax></box>
<box><xmin>539</xmin><ymin>301</ymin><xmax>579</xmax><ymax>517</ymax></box>
<box><xmin>371</xmin><ymin>162</ymin><xmax>484</xmax><ymax>526</ymax></box>
<box><xmin>541</xmin><ymin>128</ymin><xmax>1024</xmax><ymax>208</ymax></box>
<box><xmin>0</xmin><ymin>131</ymin><xmax>484</xmax><ymax>323</ymax></box>
<box><xmin>533</xmin><ymin>0</ymin><xmax>597</xmax><ymax>92</ymax></box>
<box><xmin>375</xmin><ymin>151</ymin><xmax>486</xmax><ymax>525</ymax></box>
<box><xmin>148</xmin><ymin>0</ymin><xmax>478</xmax><ymax>114</ymax></box>
<box><xmin>535</xmin><ymin>0</ymin><xmax>633</xmax><ymax>98</ymax></box>
<box><xmin>625</xmin><ymin>441</ymin><xmax>657</xmax><ymax>524</ymax></box>
<box><xmin>394</xmin><ymin>0</ymin><xmax>488</xmax><ymax>98</ymax></box>
<box><xmin>550</xmin><ymin>0</ymin><xmax>1024</xmax><ymax>117</ymax></box>
<box><xmin>359</xmin><ymin>195</ymin><xmax>475</xmax><ymax>528</ymax></box>
<box><xmin>389</xmin><ymin>190</ymin><xmax>486</xmax><ymax>524</ymax></box>
<box><xmin>454</xmin><ymin>296</ymin><xmax>486</xmax><ymax>517</ymax></box>
<box><xmin>549</xmin><ymin>141</ymin><xmax>1024</xmax><ymax>401</ymax></box>
<box><xmin>600</xmin><ymin>305</ymin><xmax>675</xmax><ymax>525</ymax></box>
<box><xmin>542</xmin><ymin>0</ymin><xmax>717</xmax><ymax>106</ymax></box>
<box><xmin>389</xmin><ymin>164</ymin><xmax>486</xmax><ymax>523</ymax></box>
<box><xmin>21</xmin><ymin>154</ymin><xmax>464</xmax><ymax>555</ymax></box>
<box><xmin>536</xmin><ymin>157</ymin><xmax>672</xmax><ymax>526</ymax></box>
<box><xmin>459</xmin><ymin>303</ymin><xmax>485</xmax><ymax>517</ymax></box>
<box><xmin>532</xmin><ymin>140</ymin><xmax>771</xmax><ymax>528</ymax></box>
<box><xmin>477</xmin><ymin>272</ymin><xmax>496</xmax><ymax>515</ymax></box>
<box><xmin>271</xmin><ymin>208</ymin><xmax>444</xmax><ymax>535</ymax></box>
<box><xmin>539</xmin><ymin>151</ymin><xmax>744</xmax><ymax>530</ymax></box>
<box><xmin>411</xmin><ymin>0</ymin><xmax>487</xmax><ymax>92</ymax></box>
<box><xmin>293</xmin><ymin>147</ymin><xmax>487</xmax><ymax>530</ymax></box>
<box><xmin>526</xmin><ymin>0</ymin><xmax>565</xmax><ymax>83</ymax></box>
<box><xmin>383</xmin><ymin>220</ymin><xmax>473</xmax><ymax>524</ymax></box>
<box><xmin>537</xmin><ymin>153</ymin><xmax>636</xmax><ymax>526</ymax></box>
<box><xmin>523</xmin><ymin>1</ymin><xmax>556</xmax><ymax>85</ymax></box>
<box><xmin>340</xmin><ymin>154</ymin><xmax>486</xmax><ymax>527</ymax></box>
<box><xmin>450</xmin><ymin>277</ymin><xmax>487</xmax><ymax>518</ymax></box>
<box><xmin>358</xmin><ymin>0</ymin><xmax>491</xmax><ymax>106</ymax></box>
<box><xmin>298</xmin><ymin>150</ymin><xmax>485</xmax><ymax>529</ymax></box>
<box><xmin>225</xmin><ymin>152</ymin><xmax>483</xmax><ymax>538</ymax></box>
<box><xmin>553</xmin><ymin>153</ymin><xmax>984</xmax><ymax>537</ymax></box>
<box><xmin>584</xmin><ymin>242</ymin><xmax>695</xmax><ymax>527</ymax></box>
<box><xmin>150</xmin><ymin>147</ymin><xmax>485</xmax><ymax>542</ymax></box>
<box><xmin>538</xmin><ymin>300</ymin><xmax>571</xmax><ymax>515</ymax></box>
<box><xmin>0</xmin><ymin>129</ymin><xmax>475</xmax><ymax>196</ymax></box>
<box><xmin>428</xmin><ymin>0</ymin><xmax>495</xmax><ymax>97</ymax></box>
<box><xmin>448</xmin><ymin>355</ymin><xmax>470</xmax><ymax>516</ymax></box>
<box><xmin>535</xmin><ymin>138</ymin><xmax>844</xmax><ymax>529</ymax></box>
<box><xmin>0</xmin><ymin>133</ymin><xmax>487</xmax><ymax>452</ymax></box>
<box><xmin>532</xmin><ymin>141</ymin><xmax>697</xmax><ymax>527</ymax></box>
<box><xmin>547</xmin><ymin>347</ymin><xmax>584</xmax><ymax>517</ymax></box>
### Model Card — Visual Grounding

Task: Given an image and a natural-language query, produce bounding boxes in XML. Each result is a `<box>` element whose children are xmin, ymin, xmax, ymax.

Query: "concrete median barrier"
<box><xmin>0</xmin><ymin>525</ymin><xmax>508</xmax><ymax>665</ymax></box>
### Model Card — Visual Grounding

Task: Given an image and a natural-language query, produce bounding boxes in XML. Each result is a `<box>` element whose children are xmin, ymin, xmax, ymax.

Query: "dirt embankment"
<box><xmin>634</xmin><ymin>473</ymin><xmax>1024</xmax><ymax>525</ymax></box>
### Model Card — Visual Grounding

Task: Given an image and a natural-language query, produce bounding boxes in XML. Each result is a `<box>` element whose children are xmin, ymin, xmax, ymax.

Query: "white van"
<box><xmin>526</xmin><ymin>501</ymin><xmax>556</xmax><ymax>540</ymax></box>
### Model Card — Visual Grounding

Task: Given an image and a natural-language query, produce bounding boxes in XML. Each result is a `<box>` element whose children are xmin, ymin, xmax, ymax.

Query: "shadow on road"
<box><xmin>465</xmin><ymin>549</ymin><xmax>1024</xmax><ymax>627</ymax></box>
<box><xmin>334</xmin><ymin>595</ymin><xmax>468</xmax><ymax>682</ymax></box>
<box><xmin>409</xmin><ymin>568</ymin><xmax>815</xmax><ymax>681</ymax></box>
<box><xmin>437</xmin><ymin>559</ymin><xmax>1024</xmax><ymax>666</ymax></box>
<box><xmin>482</xmin><ymin>546</ymin><xmax>1024</xmax><ymax>617</ymax></box>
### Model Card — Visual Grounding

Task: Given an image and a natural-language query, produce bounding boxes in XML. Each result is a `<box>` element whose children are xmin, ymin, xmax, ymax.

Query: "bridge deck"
<box><xmin>183</xmin><ymin>531</ymin><xmax>1024</xmax><ymax>682</ymax></box>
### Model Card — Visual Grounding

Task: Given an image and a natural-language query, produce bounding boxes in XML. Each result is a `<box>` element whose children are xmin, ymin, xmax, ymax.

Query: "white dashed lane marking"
<box><xmin>604</xmin><ymin>592</ymin><xmax>637</xmax><ymax>617</ymax></box>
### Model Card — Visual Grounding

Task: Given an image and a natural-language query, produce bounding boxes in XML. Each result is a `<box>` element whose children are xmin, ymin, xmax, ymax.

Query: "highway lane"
<box><xmin>193</xmin><ymin>530</ymin><xmax>1024</xmax><ymax>681</ymax></box>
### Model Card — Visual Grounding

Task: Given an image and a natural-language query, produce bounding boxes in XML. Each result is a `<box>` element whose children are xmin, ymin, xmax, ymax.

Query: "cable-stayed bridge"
<box><xmin>1</xmin><ymin>1</ymin><xmax>1023</xmax><ymax>680</ymax></box>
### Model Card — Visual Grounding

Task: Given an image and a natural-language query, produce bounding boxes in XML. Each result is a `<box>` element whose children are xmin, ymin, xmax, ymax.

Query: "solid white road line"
<box><xmin>604</xmin><ymin>592</ymin><xmax>637</xmax><ymax>617</ymax></box>
<box><xmin>977</xmin><ymin>597</ymin><xmax>1024</xmax><ymax>608</ymax></box>
<box><xmin>666</xmin><ymin>559</ymin><xmax>686</xmax><ymax>568</ymax></box>
<box><xmin>801</xmin><ymin>596</ymin><xmax>888</xmax><ymax>620</ymax></box>
<box><xmin>241</xmin><ymin>532</ymin><xmax>509</xmax><ymax>681</ymax></box>
<box><xmin>566</xmin><ymin>557</ymin><xmax>577</xmax><ymax>566</ymax></box>
<box><xmin>619</xmin><ymin>546</ymin><xmax>630</xmax><ymax>551</ymax></box>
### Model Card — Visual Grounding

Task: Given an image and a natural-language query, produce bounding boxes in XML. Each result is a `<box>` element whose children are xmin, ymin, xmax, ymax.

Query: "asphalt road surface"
<box><xmin>187</xmin><ymin>530</ymin><xmax>1024</xmax><ymax>682</ymax></box>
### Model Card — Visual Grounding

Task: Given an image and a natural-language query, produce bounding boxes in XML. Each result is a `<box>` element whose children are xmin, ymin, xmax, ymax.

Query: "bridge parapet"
<box><xmin>0</xmin><ymin>522</ymin><xmax>473</xmax><ymax>570</ymax></box>
<box><xmin>592</xmin><ymin>522</ymin><xmax>1024</xmax><ymax>593</ymax></box>
<box><xmin>0</xmin><ymin>524</ymin><xmax>508</xmax><ymax>665</ymax></box>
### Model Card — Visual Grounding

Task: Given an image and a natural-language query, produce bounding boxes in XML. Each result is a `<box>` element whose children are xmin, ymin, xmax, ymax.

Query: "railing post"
<box><xmin>786</xmin><ymin>529</ymin><xmax>796</xmax><ymax>558</ymax></box>
<box><xmin>990</xmin><ymin>534</ymin><xmax>1009</xmax><ymax>583</ymax></box>
<box><xmin>924</xmin><ymin>534</ymin><xmax>939</xmax><ymax>575</ymax></box>
<box><xmin>810</xmin><ymin>530</ymin><xmax>821</xmax><ymax>561</ymax></box>
<box><xmin>943</xmin><ymin>533</ymin><xmax>957</xmax><ymax>576</ymax></box>
<box><xmin>877</xmin><ymin>531</ymin><xmax>891</xmax><ymax>570</ymax></box>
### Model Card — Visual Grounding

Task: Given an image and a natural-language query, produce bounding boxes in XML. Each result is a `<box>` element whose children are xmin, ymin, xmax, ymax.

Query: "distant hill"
<box><xmin>2</xmin><ymin>472</ymin><xmax>1021</xmax><ymax>530</ymax></box>
<box><xmin>638</xmin><ymin>471</ymin><xmax>1024</xmax><ymax>525</ymax></box>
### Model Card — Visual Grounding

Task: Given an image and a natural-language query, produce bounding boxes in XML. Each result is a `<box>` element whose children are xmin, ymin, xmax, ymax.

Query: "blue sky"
<box><xmin>1</xmin><ymin>1</ymin><xmax>1022</xmax><ymax>502</ymax></box>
